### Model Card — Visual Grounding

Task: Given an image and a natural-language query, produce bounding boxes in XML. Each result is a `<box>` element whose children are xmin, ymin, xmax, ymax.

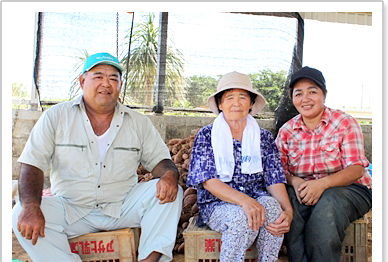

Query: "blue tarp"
<box><xmin>368</xmin><ymin>163</ymin><xmax>372</xmax><ymax>176</ymax></box>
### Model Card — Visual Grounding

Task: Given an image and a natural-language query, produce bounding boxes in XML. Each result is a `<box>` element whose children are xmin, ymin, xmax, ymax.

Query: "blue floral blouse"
<box><xmin>187</xmin><ymin>123</ymin><xmax>286</xmax><ymax>227</ymax></box>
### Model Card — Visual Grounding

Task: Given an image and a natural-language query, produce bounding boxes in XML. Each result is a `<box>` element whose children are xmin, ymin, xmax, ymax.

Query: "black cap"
<box><xmin>289</xmin><ymin>66</ymin><xmax>326</xmax><ymax>90</ymax></box>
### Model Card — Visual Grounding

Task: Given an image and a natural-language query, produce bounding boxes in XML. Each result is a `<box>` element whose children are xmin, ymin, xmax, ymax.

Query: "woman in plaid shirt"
<box><xmin>275</xmin><ymin>67</ymin><xmax>372</xmax><ymax>262</ymax></box>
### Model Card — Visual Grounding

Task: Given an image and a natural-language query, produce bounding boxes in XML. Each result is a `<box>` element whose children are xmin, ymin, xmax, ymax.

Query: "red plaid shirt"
<box><xmin>275</xmin><ymin>107</ymin><xmax>372</xmax><ymax>189</ymax></box>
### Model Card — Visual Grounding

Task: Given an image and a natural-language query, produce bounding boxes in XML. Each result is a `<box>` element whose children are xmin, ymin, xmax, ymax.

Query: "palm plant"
<box><xmin>68</xmin><ymin>49</ymin><xmax>89</xmax><ymax>100</ymax></box>
<box><xmin>121</xmin><ymin>12</ymin><xmax>186</xmax><ymax>106</ymax></box>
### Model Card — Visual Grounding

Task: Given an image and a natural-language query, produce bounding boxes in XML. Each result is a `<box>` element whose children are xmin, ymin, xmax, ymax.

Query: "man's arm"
<box><xmin>151</xmin><ymin>159</ymin><xmax>179</xmax><ymax>204</ymax></box>
<box><xmin>17</xmin><ymin>163</ymin><xmax>45</xmax><ymax>245</ymax></box>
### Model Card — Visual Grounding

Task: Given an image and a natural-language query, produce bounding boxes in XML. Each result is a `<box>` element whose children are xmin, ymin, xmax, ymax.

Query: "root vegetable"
<box><xmin>182</xmin><ymin>222</ymin><xmax>189</xmax><ymax>229</ymax></box>
<box><xmin>167</xmin><ymin>132</ymin><xmax>201</xmax><ymax>255</ymax></box>
<box><xmin>183</xmin><ymin>158</ymin><xmax>190</xmax><ymax>166</ymax></box>
<box><xmin>174</xmin><ymin>243</ymin><xmax>180</xmax><ymax>252</ymax></box>
<box><xmin>178</xmin><ymin>180</ymin><xmax>186</xmax><ymax>189</ymax></box>
<box><xmin>177</xmin><ymin>242</ymin><xmax>185</xmax><ymax>254</ymax></box>
<box><xmin>183</xmin><ymin>194</ymin><xmax>197</xmax><ymax>208</ymax></box>
<box><xmin>183</xmin><ymin>188</ymin><xmax>197</xmax><ymax>198</ymax></box>
<box><xmin>179</xmin><ymin>212</ymin><xmax>192</xmax><ymax>224</ymax></box>
<box><xmin>182</xmin><ymin>163</ymin><xmax>189</xmax><ymax>170</ymax></box>
<box><xmin>191</xmin><ymin>202</ymin><xmax>199</xmax><ymax>214</ymax></box>
<box><xmin>171</xmin><ymin>147</ymin><xmax>179</xmax><ymax>155</ymax></box>
<box><xmin>168</xmin><ymin>139</ymin><xmax>182</xmax><ymax>146</ymax></box>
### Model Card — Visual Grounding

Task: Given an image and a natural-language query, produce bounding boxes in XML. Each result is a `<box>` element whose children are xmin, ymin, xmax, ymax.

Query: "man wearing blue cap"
<box><xmin>12</xmin><ymin>52</ymin><xmax>183</xmax><ymax>262</ymax></box>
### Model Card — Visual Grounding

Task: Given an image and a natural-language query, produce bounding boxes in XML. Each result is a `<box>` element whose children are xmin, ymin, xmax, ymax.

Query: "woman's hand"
<box><xmin>240</xmin><ymin>197</ymin><xmax>266</xmax><ymax>231</ymax></box>
<box><xmin>203</xmin><ymin>178</ymin><xmax>267</xmax><ymax>231</ymax></box>
<box><xmin>298</xmin><ymin>179</ymin><xmax>328</xmax><ymax>206</ymax></box>
<box><xmin>266</xmin><ymin>183</ymin><xmax>293</xmax><ymax>236</ymax></box>
<box><xmin>266</xmin><ymin>210</ymin><xmax>293</xmax><ymax>237</ymax></box>
<box><xmin>289</xmin><ymin>176</ymin><xmax>305</xmax><ymax>204</ymax></box>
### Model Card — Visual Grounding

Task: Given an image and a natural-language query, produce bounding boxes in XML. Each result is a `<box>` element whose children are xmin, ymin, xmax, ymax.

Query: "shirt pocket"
<box><xmin>288</xmin><ymin>148</ymin><xmax>304</xmax><ymax>167</ymax></box>
<box><xmin>322</xmin><ymin>143</ymin><xmax>341</xmax><ymax>162</ymax></box>
<box><xmin>54</xmin><ymin>144</ymin><xmax>89</xmax><ymax>179</ymax></box>
<box><xmin>111</xmin><ymin>147</ymin><xmax>141</xmax><ymax>181</ymax></box>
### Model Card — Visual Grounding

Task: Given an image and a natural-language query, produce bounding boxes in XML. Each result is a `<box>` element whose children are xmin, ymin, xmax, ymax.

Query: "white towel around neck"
<box><xmin>211</xmin><ymin>112</ymin><xmax>263</xmax><ymax>182</ymax></box>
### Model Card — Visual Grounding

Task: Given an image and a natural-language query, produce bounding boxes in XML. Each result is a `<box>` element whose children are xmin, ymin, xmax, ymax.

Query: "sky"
<box><xmin>2</xmin><ymin>2</ymin><xmax>384</xmax><ymax>262</ymax></box>
<box><xmin>6</xmin><ymin>9</ymin><xmax>376</xmax><ymax>110</ymax></box>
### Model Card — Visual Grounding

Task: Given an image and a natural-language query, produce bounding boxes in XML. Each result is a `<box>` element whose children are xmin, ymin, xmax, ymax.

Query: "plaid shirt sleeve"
<box><xmin>339</xmin><ymin>114</ymin><xmax>369</xmax><ymax>167</ymax></box>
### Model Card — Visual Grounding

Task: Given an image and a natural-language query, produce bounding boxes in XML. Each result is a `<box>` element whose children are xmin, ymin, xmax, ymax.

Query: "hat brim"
<box><xmin>207</xmin><ymin>85</ymin><xmax>266</xmax><ymax>116</ymax></box>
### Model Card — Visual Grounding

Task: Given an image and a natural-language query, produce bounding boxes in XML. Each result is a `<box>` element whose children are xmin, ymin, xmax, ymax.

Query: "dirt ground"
<box><xmin>12</xmin><ymin>210</ymin><xmax>372</xmax><ymax>262</ymax></box>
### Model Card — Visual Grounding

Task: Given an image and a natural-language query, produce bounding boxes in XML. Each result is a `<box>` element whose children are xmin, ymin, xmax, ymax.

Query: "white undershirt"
<box><xmin>96</xmin><ymin>128</ymin><xmax>110</xmax><ymax>163</ymax></box>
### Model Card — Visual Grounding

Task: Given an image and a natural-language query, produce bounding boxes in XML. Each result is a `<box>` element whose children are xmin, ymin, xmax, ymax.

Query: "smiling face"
<box><xmin>292</xmin><ymin>79</ymin><xmax>326</xmax><ymax>122</ymax></box>
<box><xmin>218</xmin><ymin>89</ymin><xmax>253</xmax><ymax>121</ymax></box>
<box><xmin>79</xmin><ymin>64</ymin><xmax>122</xmax><ymax>113</ymax></box>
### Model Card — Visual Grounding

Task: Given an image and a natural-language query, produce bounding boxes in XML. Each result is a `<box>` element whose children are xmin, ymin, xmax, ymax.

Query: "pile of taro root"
<box><xmin>137</xmin><ymin>130</ymin><xmax>200</xmax><ymax>254</ymax></box>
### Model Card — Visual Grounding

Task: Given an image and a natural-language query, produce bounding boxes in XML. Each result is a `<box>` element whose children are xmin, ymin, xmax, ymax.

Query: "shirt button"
<box><xmin>96</xmin><ymin>204</ymin><xmax>99</xmax><ymax>208</ymax></box>
<box><xmin>103</xmin><ymin>165</ymin><xmax>106</xmax><ymax>168</ymax></box>
<box><xmin>116</xmin><ymin>125</ymin><xmax>119</xmax><ymax>127</ymax></box>
<box><xmin>98</xmin><ymin>185</ymin><xmax>101</xmax><ymax>188</ymax></box>
<box><xmin>95</xmin><ymin>163</ymin><xmax>98</xmax><ymax>165</ymax></box>
<box><xmin>239</xmin><ymin>186</ymin><xmax>244</xmax><ymax>191</ymax></box>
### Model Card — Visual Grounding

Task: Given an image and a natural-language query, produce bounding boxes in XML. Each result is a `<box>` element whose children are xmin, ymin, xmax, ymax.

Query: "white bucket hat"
<box><xmin>207</xmin><ymin>71</ymin><xmax>266</xmax><ymax>116</ymax></box>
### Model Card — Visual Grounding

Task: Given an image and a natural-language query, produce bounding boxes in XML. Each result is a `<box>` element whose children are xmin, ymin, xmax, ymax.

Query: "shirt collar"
<box><xmin>292</xmin><ymin>106</ymin><xmax>329</xmax><ymax>130</ymax></box>
<box><xmin>320</xmin><ymin>106</ymin><xmax>330</xmax><ymax>125</ymax></box>
<box><xmin>71</xmin><ymin>95</ymin><xmax>128</xmax><ymax>116</ymax></box>
<box><xmin>71</xmin><ymin>95</ymin><xmax>84</xmax><ymax>107</ymax></box>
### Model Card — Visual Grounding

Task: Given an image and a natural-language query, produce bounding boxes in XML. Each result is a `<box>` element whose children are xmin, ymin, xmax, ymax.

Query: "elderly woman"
<box><xmin>275</xmin><ymin>66</ymin><xmax>372</xmax><ymax>262</ymax></box>
<box><xmin>187</xmin><ymin>71</ymin><xmax>293</xmax><ymax>262</ymax></box>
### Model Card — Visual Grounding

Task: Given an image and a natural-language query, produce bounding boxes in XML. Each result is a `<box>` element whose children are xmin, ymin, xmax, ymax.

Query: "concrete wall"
<box><xmin>12</xmin><ymin>109</ymin><xmax>373</xmax><ymax>181</ymax></box>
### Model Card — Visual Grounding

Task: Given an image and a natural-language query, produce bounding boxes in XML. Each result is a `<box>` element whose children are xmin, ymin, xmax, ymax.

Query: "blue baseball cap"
<box><xmin>82</xmin><ymin>52</ymin><xmax>124</xmax><ymax>74</ymax></box>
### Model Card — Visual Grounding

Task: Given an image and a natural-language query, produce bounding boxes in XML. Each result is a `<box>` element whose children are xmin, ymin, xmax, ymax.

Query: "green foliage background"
<box><xmin>184</xmin><ymin>70</ymin><xmax>287</xmax><ymax>112</ymax></box>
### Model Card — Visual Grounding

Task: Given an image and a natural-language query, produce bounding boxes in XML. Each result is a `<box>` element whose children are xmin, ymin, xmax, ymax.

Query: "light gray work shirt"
<box><xmin>18</xmin><ymin>95</ymin><xmax>171</xmax><ymax>225</ymax></box>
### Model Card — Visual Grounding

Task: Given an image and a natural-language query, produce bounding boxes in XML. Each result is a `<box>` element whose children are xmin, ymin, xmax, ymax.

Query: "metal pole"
<box><xmin>154</xmin><ymin>12</ymin><xmax>168</xmax><ymax>114</ymax></box>
<box><xmin>31</xmin><ymin>12</ymin><xmax>43</xmax><ymax>111</ymax></box>
<box><xmin>122</xmin><ymin>12</ymin><xmax>134</xmax><ymax>104</ymax></box>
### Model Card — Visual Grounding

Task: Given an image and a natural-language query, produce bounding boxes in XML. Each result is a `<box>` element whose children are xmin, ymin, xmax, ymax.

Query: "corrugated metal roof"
<box><xmin>299</xmin><ymin>12</ymin><xmax>372</xmax><ymax>26</ymax></box>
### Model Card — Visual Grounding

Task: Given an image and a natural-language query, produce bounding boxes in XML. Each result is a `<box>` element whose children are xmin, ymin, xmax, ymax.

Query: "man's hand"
<box><xmin>17</xmin><ymin>203</ymin><xmax>45</xmax><ymax>245</ymax></box>
<box><xmin>298</xmin><ymin>179</ymin><xmax>328</xmax><ymax>206</ymax></box>
<box><xmin>266</xmin><ymin>210</ymin><xmax>293</xmax><ymax>237</ymax></box>
<box><xmin>156</xmin><ymin>172</ymin><xmax>179</xmax><ymax>204</ymax></box>
<box><xmin>240</xmin><ymin>197</ymin><xmax>266</xmax><ymax>231</ymax></box>
<box><xmin>17</xmin><ymin>164</ymin><xmax>45</xmax><ymax>245</ymax></box>
<box><xmin>152</xmin><ymin>159</ymin><xmax>179</xmax><ymax>204</ymax></box>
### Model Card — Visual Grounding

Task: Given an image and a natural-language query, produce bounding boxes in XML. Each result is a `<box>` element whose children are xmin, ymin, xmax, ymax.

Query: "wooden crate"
<box><xmin>184</xmin><ymin>217</ymin><xmax>367</xmax><ymax>262</ymax></box>
<box><xmin>183</xmin><ymin>217</ymin><xmax>257</xmax><ymax>262</ymax></box>
<box><xmin>68</xmin><ymin>228</ymin><xmax>140</xmax><ymax>262</ymax></box>
<box><xmin>341</xmin><ymin>218</ymin><xmax>368</xmax><ymax>262</ymax></box>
